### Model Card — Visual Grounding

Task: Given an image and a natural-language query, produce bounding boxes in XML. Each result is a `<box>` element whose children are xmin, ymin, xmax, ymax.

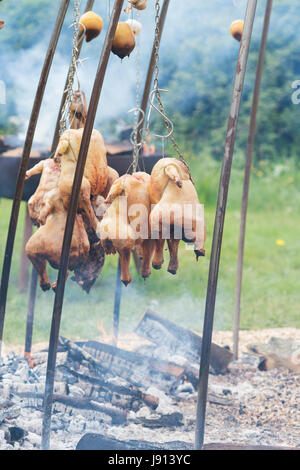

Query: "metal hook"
<box><xmin>146</xmin><ymin>88</ymin><xmax>174</xmax><ymax>139</ymax></box>
<box><xmin>128</xmin><ymin>107</ymin><xmax>145</xmax><ymax>147</ymax></box>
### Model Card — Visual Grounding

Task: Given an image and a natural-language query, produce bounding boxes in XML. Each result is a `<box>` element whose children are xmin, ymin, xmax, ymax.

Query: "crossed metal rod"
<box><xmin>23</xmin><ymin>0</ymin><xmax>96</xmax><ymax>361</ymax></box>
<box><xmin>0</xmin><ymin>0</ymin><xmax>71</xmax><ymax>356</ymax></box>
<box><xmin>0</xmin><ymin>0</ymin><xmax>269</xmax><ymax>452</ymax></box>
<box><xmin>41</xmin><ymin>0</ymin><xmax>125</xmax><ymax>449</ymax></box>
<box><xmin>195</xmin><ymin>0</ymin><xmax>258</xmax><ymax>450</ymax></box>
<box><xmin>233</xmin><ymin>0</ymin><xmax>273</xmax><ymax>360</ymax></box>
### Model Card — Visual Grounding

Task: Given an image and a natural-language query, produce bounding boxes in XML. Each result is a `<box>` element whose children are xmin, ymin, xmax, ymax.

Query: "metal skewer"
<box><xmin>194</xmin><ymin>0</ymin><xmax>258</xmax><ymax>450</ymax></box>
<box><xmin>233</xmin><ymin>0</ymin><xmax>273</xmax><ymax>360</ymax></box>
<box><xmin>136</xmin><ymin>0</ymin><xmax>170</xmax><ymax>147</ymax></box>
<box><xmin>0</xmin><ymin>0</ymin><xmax>70</xmax><ymax>356</ymax></box>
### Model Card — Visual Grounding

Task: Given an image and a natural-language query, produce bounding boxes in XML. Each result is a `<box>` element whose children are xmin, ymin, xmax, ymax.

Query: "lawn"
<box><xmin>0</xmin><ymin>155</ymin><xmax>299</xmax><ymax>346</ymax></box>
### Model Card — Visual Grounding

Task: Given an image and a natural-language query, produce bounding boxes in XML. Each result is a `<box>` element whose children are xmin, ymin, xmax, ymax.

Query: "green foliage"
<box><xmin>0</xmin><ymin>0</ymin><xmax>53</xmax><ymax>50</ymax></box>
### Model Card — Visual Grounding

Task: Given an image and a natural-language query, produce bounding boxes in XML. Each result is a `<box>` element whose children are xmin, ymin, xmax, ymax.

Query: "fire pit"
<box><xmin>0</xmin><ymin>318</ymin><xmax>299</xmax><ymax>450</ymax></box>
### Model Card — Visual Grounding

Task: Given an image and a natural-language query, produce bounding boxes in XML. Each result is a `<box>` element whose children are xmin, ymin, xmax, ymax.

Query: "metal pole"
<box><xmin>136</xmin><ymin>0</ymin><xmax>170</xmax><ymax>146</ymax></box>
<box><xmin>51</xmin><ymin>0</ymin><xmax>95</xmax><ymax>154</ymax></box>
<box><xmin>24</xmin><ymin>268</ymin><xmax>38</xmax><ymax>362</ymax></box>
<box><xmin>41</xmin><ymin>0</ymin><xmax>124</xmax><ymax>450</ymax></box>
<box><xmin>233</xmin><ymin>0</ymin><xmax>272</xmax><ymax>360</ymax></box>
<box><xmin>0</xmin><ymin>0</ymin><xmax>70</xmax><ymax>355</ymax></box>
<box><xmin>18</xmin><ymin>207</ymin><xmax>33</xmax><ymax>293</ymax></box>
<box><xmin>194</xmin><ymin>0</ymin><xmax>257</xmax><ymax>450</ymax></box>
<box><xmin>112</xmin><ymin>259</ymin><xmax>122</xmax><ymax>346</ymax></box>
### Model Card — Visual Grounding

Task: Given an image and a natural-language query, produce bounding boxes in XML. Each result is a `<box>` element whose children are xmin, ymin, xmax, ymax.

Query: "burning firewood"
<box><xmin>60</xmin><ymin>337</ymin><xmax>198</xmax><ymax>391</ymax></box>
<box><xmin>135</xmin><ymin>310</ymin><xmax>233</xmax><ymax>374</ymax></box>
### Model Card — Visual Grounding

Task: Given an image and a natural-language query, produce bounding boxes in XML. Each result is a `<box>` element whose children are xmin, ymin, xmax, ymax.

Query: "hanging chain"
<box><xmin>132</xmin><ymin>11</ymin><xmax>142</xmax><ymax>172</ymax></box>
<box><xmin>59</xmin><ymin>0</ymin><xmax>81</xmax><ymax>135</ymax></box>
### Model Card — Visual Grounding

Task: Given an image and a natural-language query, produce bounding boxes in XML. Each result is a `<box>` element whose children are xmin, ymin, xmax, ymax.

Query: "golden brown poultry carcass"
<box><xmin>26</xmin><ymin>187</ymin><xmax>90</xmax><ymax>292</ymax></box>
<box><xmin>25</xmin><ymin>158</ymin><xmax>61</xmax><ymax>226</ymax></box>
<box><xmin>97</xmin><ymin>172</ymin><xmax>154</xmax><ymax>286</ymax></box>
<box><xmin>53</xmin><ymin>127</ymin><xmax>108</xmax><ymax>232</ymax></box>
<box><xmin>69</xmin><ymin>90</ymin><xmax>87</xmax><ymax>130</ymax></box>
<box><xmin>149</xmin><ymin>158</ymin><xmax>206</xmax><ymax>275</ymax></box>
<box><xmin>71</xmin><ymin>167</ymin><xmax>119</xmax><ymax>292</ymax></box>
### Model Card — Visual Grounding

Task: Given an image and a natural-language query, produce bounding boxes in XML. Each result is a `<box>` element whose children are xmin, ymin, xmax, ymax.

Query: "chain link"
<box><xmin>59</xmin><ymin>0</ymin><xmax>81</xmax><ymax>135</ymax></box>
<box><xmin>151</xmin><ymin>0</ymin><xmax>190</xmax><ymax>171</ymax></box>
<box><xmin>132</xmin><ymin>11</ymin><xmax>142</xmax><ymax>172</ymax></box>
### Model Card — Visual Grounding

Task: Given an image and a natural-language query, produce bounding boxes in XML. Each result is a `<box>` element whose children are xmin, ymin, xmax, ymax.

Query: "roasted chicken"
<box><xmin>53</xmin><ymin>127</ymin><xmax>108</xmax><ymax>232</ymax></box>
<box><xmin>25</xmin><ymin>158</ymin><xmax>61</xmax><ymax>226</ymax></box>
<box><xmin>26</xmin><ymin>188</ymin><xmax>90</xmax><ymax>292</ymax></box>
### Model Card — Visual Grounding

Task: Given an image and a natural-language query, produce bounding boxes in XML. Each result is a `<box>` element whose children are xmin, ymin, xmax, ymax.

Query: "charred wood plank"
<box><xmin>61</xmin><ymin>365</ymin><xmax>159</xmax><ymax>410</ymax></box>
<box><xmin>16</xmin><ymin>392</ymin><xmax>126</xmax><ymax>425</ymax></box>
<box><xmin>135</xmin><ymin>310</ymin><xmax>233</xmax><ymax>374</ymax></box>
<box><xmin>60</xmin><ymin>337</ymin><xmax>198</xmax><ymax>390</ymax></box>
<box><xmin>76</xmin><ymin>434</ymin><xmax>298</xmax><ymax>451</ymax></box>
<box><xmin>76</xmin><ymin>433</ymin><xmax>192</xmax><ymax>450</ymax></box>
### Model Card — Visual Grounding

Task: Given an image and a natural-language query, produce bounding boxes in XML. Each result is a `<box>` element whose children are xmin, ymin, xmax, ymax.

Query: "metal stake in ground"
<box><xmin>136</xmin><ymin>0</ymin><xmax>170</xmax><ymax>148</ymax></box>
<box><xmin>233</xmin><ymin>0</ymin><xmax>273</xmax><ymax>360</ymax></box>
<box><xmin>24</xmin><ymin>268</ymin><xmax>38</xmax><ymax>363</ymax></box>
<box><xmin>51</xmin><ymin>0</ymin><xmax>96</xmax><ymax>154</ymax></box>
<box><xmin>0</xmin><ymin>0</ymin><xmax>70</xmax><ymax>357</ymax></box>
<box><xmin>41</xmin><ymin>0</ymin><xmax>125</xmax><ymax>450</ymax></box>
<box><xmin>113</xmin><ymin>259</ymin><xmax>122</xmax><ymax>346</ymax></box>
<box><xmin>194</xmin><ymin>0</ymin><xmax>257</xmax><ymax>450</ymax></box>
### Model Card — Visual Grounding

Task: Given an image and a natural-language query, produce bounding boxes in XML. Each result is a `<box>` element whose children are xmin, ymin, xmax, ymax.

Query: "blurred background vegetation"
<box><xmin>0</xmin><ymin>0</ymin><xmax>299</xmax><ymax>345</ymax></box>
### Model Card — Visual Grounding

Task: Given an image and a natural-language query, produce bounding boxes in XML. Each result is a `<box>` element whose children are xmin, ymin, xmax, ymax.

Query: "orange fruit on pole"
<box><xmin>230</xmin><ymin>20</ymin><xmax>244</xmax><ymax>42</ymax></box>
<box><xmin>112</xmin><ymin>22</ymin><xmax>136</xmax><ymax>59</ymax></box>
<box><xmin>79</xmin><ymin>11</ymin><xmax>103</xmax><ymax>43</ymax></box>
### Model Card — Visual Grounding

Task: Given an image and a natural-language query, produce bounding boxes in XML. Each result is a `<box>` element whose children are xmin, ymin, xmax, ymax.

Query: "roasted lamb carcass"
<box><xmin>53</xmin><ymin>128</ymin><xmax>108</xmax><ymax>232</ymax></box>
<box><xmin>25</xmin><ymin>158</ymin><xmax>61</xmax><ymax>226</ymax></box>
<box><xmin>97</xmin><ymin>172</ymin><xmax>154</xmax><ymax>286</ymax></box>
<box><xmin>149</xmin><ymin>158</ymin><xmax>206</xmax><ymax>275</ymax></box>
<box><xmin>25</xmin><ymin>187</ymin><xmax>90</xmax><ymax>292</ymax></box>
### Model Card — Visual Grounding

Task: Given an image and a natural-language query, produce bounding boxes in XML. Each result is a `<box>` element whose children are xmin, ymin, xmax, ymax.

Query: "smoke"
<box><xmin>1</xmin><ymin>0</ymin><xmax>258</xmax><ymax>145</ymax></box>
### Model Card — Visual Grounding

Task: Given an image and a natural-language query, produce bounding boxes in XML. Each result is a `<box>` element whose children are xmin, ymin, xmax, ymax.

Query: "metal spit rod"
<box><xmin>194</xmin><ymin>0</ymin><xmax>258</xmax><ymax>450</ymax></box>
<box><xmin>24</xmin><ymin>0</ymin><xmax>96</xmax><ymax>362</ymax></box>
<box><xmin>233</xmin><ymin>0</ymin><xmax>273</xmax><ymax>360</ymax></box>
<box><xmin>41</xmin><ymin>0</ymin><xmax>125</xmax><ymax>450</ymax></box>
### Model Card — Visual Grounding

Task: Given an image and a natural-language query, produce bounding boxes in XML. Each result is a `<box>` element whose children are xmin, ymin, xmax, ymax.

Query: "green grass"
<box><xmin>0</xmin><ymin>155</ymin><xmax>299</xmax><ymax>346</ymax></box>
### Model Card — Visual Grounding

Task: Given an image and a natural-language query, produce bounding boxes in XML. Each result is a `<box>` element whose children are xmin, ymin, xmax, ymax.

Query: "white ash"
<box><xmin>0</xmin><ymin>334</ymin><xmax>300</xmax><ymax>450</ymax></box>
